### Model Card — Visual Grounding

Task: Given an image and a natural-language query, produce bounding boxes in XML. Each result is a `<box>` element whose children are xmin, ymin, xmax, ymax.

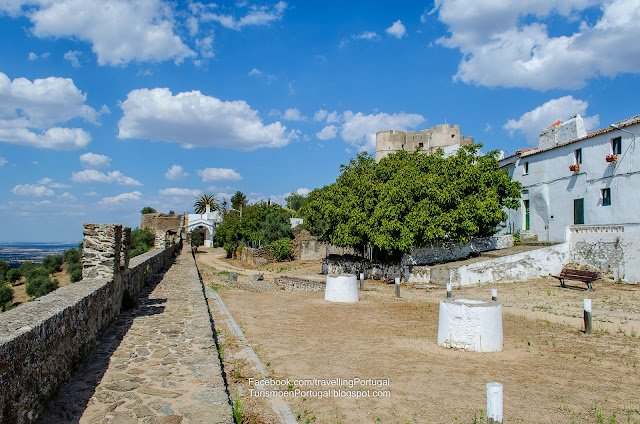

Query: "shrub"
<box><xmin>42</xmin><ymin>254</ymin><xmax>63</xmax><ymax>274</ymax></box>
<box><xmin>66</xmin><ymin>262</ymin><xmax>83</xmax><ymax>283</ymax></box>
<box><xmin>140</xmin><ymin>206</ymin><xmax>157</xmax><ymax>214</ymax></box>
<box><xmin>63</xmin><ymin>247</ymin><xmax>82</xmax><ymax>264</ymax></box>
<box><xmin>7</xmin><ymin>268</ymin><xmax>21</xmax><ymax>284</ymax></box>
<box><xmin>25</xmin><ymin>275</ymin><xmax>58</xmax><ymax>298</ymax></box>
<box><xmin>191</xmin><ymin>229</ymin><xmax>204</xmax><ymax>247</ymax></box>
<box><xmin>131</xmin><ymin>228</ymin><xmax>155</xmax><ymax>257</ymax></box>
<box><xmin>269</xmin><ymin>238</ymin><xmax>293</xmax><ymax>261</ymax></box>
<box><xmin>513</xmin><ymin>232</ymin><xmax>521</xmax><ymax>245</ymax></box>
<box><xmin>0</xmin><ymin>260</ymin><xmax>9</xmax><ymax>282</ymax></box>
<box><xmin>0</xmin><ymin>282</ymin><xmax>14</xmax><ymax>311</ymax></box>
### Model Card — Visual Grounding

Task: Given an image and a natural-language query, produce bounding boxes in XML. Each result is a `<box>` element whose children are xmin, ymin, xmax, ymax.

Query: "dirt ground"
<box><xmin>7</xmin><ymin>264</ymin><xmax>72</xmax><ymax>309</ymax></box>
<box><xmin>195</xmin><ymin>248</ymin><xmax>640</xmax><ymax>424</ymax></box>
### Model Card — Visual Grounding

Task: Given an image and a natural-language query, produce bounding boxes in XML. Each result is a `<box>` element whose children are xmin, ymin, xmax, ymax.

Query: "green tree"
<box><xmin>130</xmin><ymin>227</ymin><xmax>155</xmax><ymax>257</ymax></box>
<box><xmin>42</xmin><ymin>254</ymin><xmax>63</xmax><ymax>274</ymax></box>
<box><xmin>141</xmin><ymin>206</ymin><xmax>157</xmax><ymax>214</ymax></box>
<box><xmin>0</xmin><ymin>282</ymin><xmax>13</xmax><ymax>311</ymax></box>
<box><xmin>66</xmin><ymin>262</ymin><xmax>83</xmax><ymax>283</ymax></box>
<box><xmin>300</xmin><ymin>146</ymin><xmax>520</xmax><ymax>257</ymax></box>
<box><xmin>25</xmin><ymin>275</ymin><xmax>58</xmax><ymax>298</ymax></box>
<box><xmin>190</xmin><ymin>229</ymin><xmax>204</xmax><ymax>247</ymax></box>
<box><xmin>285</xmin><ymin>192</ymin><xmax>308</xmax><ymax>213</ymax></box>
<box><xmin>194</xmin><ymin>193</ymin><xmax>220</xmax><ymax>213</ymax></box>
<box><xmin>260</xmin><ymin>206</ymin><xmax>294</xmax><ymax>245</ymax></box>
<box><xmin>7</xmin><ymin>268</ymin><xmax>22</xmax><ymax>284</ymax></box>
<box><xmin>0</xmin><ymin>260</ymin><xmax>9</xmax><ymax>282</ymax></box>
<box><xmin>62</xmin><ymin>247</ymin><xmax>82</xmax><ymax>264</ymax></box>
<box><xmin>168</xmin><ymin>210</ymin><xmax>175</xmax><ymax>215</ymax></box>
<box><xmin>230</xmin><ymin>191</ymin><xmax>247</xmax><ymax>211</ymax></box>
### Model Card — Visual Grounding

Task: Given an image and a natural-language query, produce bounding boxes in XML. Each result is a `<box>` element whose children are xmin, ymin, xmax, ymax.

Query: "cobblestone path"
<box><xmin>38</xmin><ymin>249</ymin><xmax>233</xmax><ymax>424</ymax></box>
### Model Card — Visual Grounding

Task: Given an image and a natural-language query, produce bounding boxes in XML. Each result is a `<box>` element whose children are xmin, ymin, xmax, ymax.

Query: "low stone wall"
<box><xmin>239</xmin><ymin>246</ymin><xmax>276</xmax><ymax>267</ymax></box>
<box><xmin>401</xmin><ymin>235</ymin><xmax>513</xmax><ymax>265</ymax></box>
<box><xmin>275</xmin><ymin>277</ymin><xmax>324</xmax><ymax>291</ymax></box>
<box><xmin>0</xmin><ymin>223</ymin><xmax>181</xmax><ymax>423</ymax></box>
<box><xmin>293</xmin><ymin>229</ymin><xmax>355</xmax><ymax>260</ymax></box>
<box><xmin>322</xmin><ymin>235</ymin><xmax>513</xmax><ymax>282</ymax></box>
<box><xmin>566</xmin><ymin>224</ymin><xmax>640</xmax><ymax>284</ymax></box>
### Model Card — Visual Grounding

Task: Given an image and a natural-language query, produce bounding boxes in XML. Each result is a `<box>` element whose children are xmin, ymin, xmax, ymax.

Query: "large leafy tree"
<box><xmin>300</xmin><ymin>145</ymin><xmax>521</xmax><ymax>257</ymax></box>
<box><xmin>194</xmin><ymin>193</ymin><xmax>220</xmax><ymax>214</ymax></box>
<box><xmin>285</xmin><ymin>192</ymin><xmax>308</xmax><ymax>213</ymax></box>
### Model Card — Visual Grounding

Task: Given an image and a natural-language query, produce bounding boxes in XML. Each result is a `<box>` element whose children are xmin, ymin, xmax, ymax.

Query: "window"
<box><xmin>574</xmin><ymin>198</ymin><xmax>584</xmax><ymax>224</ymax></box>
<box><xmin>612</xmin><ymin>137</ymin><xmax>622</xmax><ymax>155</ymax></box>
<box><xmin>575</xmin><ymin>148</ymin><xmax>582</xmax><ymax>164</ymax></box>
<box><xmin>602</xmin><ymin>188</ymin><xmax>611</xmax><ymax>206</ymax></box>
<box><xmin>523</xmin><ymin>162</ymin><xmax>529</xmax><ymax>174</ymax></box>
<box><xmin>418</xmin><ymin>142</ymin><xmax>424</xmax><ymax>148</ymax></box>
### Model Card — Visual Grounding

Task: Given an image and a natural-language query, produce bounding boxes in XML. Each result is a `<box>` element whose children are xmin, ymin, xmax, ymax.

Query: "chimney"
<box><xmin>205</xmin><ymin>204</ymin><xmax>210</xmax><ymax>214</ymax></box>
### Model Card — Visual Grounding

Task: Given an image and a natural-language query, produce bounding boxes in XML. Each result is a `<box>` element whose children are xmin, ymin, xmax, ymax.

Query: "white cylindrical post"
<box><xmin>360</xmin><ymin>272</ymin><xmax>364</xmax><ymax>291</ymax></box>
<box><xmin>395</xmin><ymin>277</ymin><xmax>400</xmax><ymax>297</ymax></box>
<box><xmin>491</xmin><ymin>288</ymin><xmax>497</xmax><ymax>301</ymax></box>
<box><xmin>446</xmin><ymin>282</ymin><xmax>452</xmax><ymax>298</ymax></box>
<box><xmin>325</xmin><ymin>274</ymin><xmax>359</xmax><ymax>303</ymax></box>
<box><xmin>486</xmin><ymin>382</ymin><xmax>503</xmax><ymax>424</ymax></box>
<box><xmin>584</xmin><ymin>298</ymin><xmax>592</xmax><ymax>334</ymax></box>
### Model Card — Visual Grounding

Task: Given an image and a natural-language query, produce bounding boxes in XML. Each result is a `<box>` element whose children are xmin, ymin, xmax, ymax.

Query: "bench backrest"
<box><xmin>559</xmin><ymin>268</ymin><xmax>599</xmax><ymax>279</ymax></box>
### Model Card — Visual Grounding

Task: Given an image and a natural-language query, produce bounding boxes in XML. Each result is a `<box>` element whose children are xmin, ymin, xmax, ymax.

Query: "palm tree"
<box><xmin>194</xmin><ymin>193</ymin><xmax>220</xmax><ymax>214</ymax></box>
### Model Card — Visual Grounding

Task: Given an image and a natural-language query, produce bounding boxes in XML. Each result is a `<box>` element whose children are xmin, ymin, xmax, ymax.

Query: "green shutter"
<box><xmin>574</xmin><ymin>198</ymin><xmax>584</xmax><ymax>225</ymax></box>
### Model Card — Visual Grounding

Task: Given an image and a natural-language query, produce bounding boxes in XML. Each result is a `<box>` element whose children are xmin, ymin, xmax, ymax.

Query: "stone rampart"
<box><xmin>0</xmin><ymin>223</ymin><xmax>181</xmax><ymax>423</ymax></box>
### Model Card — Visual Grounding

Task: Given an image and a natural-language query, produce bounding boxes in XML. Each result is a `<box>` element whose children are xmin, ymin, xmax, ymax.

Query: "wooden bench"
<box><xmin>552</xmin><ymin>268</ymin><xmax>598</xmax><ymax>291</ymax></box>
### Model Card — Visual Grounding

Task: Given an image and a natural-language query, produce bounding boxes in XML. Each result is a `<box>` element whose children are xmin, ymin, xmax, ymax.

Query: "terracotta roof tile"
<box><xmin>548</xmin><ymin>120</ymin><xmax>563</xmax><ymax>128</ymax></box>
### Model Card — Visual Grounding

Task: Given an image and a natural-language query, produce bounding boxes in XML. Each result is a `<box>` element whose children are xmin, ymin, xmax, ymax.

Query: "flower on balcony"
<box><xmin>569</xmin><ymin>164</ymin><xmax>580</xmax><ymax>172</ymax></box>
<box><xmin>606</xmin><ymin>154</ymin><xmax>618</xmax><ymax>162</ymax></box>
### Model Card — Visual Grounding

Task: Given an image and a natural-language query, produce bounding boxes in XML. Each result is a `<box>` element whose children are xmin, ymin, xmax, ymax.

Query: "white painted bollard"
<box><xmin>446</xmin><ymin>282</ymin><xmax>452</xmax><ymax>298</ymax></box>
<box><xmin>325</xmin><ymin>274</ymin><xmax>359</xmax><ymax>303</ymax></box>
<box><xmin>395</xmin><ymin>277</ymin><xmax>400</xmax><ymax>297</ymax></box>
<box><xmin>437</xmin><ymin>298</ymin><xmax>503</xmax><ymax>352</ymax></box>
<box><xmin>491</xmin><ymin>288</ymin><xmax>497</xmax><ymax>301</ymax></box>
<box><xmin>486</xmin><ymin>382</ymin><xmax>503</xmax><ymax>424</ymax></box>
<box><xmin>584</xmin><ymin>299</ymin><xmax>592</xmax><ymax>334</ymax></box>
<box><xmin>360</xmin><ymin>272</ymin><xmax>364</xmax><ymax>291</ymax></box>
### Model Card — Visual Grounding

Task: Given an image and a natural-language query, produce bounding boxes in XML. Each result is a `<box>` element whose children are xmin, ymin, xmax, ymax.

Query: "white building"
<box><xmin>187</xmin><ymin>204</ymin><xmax>223</xmax><ymax>247</ymax></box>
<box><xmin>500</xmin><ymin>114</ymin><xmax>640</xmax><ymax>242</ymax></box>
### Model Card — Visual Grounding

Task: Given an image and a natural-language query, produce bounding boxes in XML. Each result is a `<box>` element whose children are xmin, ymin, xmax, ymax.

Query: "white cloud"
<box><xmin>249</xmin><ymin>68</ymin><xmax>263</xmax><ymax>77</ymax></box>
<box><xmin>71</xmin><ymin>169</ymin><xmax>142</xmax><ymax>186</ymax></box>
<box><xmin>316</xmin><ymin>125</ymin><xmax>338</xmax><ymax>140</ymax></box>
<box><xmin>79</xmin><ymin>152</ymin><xmax>111</xmax><ymax>169</ymax></box>
<box><xmin>118</xmin><ymin>87</ymin><xmax>295</xmax><ymax>150</ymax></box>
<box><xmin>504</xmin><ymin>96</ymin><xmax>600</xmax><ymax>145</ymax></box>
<box><xmin>201</xmin><ymin>1</ymin><xmax>287</xmax><ymax>30</ymax></box>
<box><xmin>28</xmin><ymin>52</ymin><xmax>50</xmax><ymax>60</ymax></box>
<box><xmin>291</xmin><ymin>187</ymin><xmax>310</xmax><ymax>196</ymax></box>
<box><xmin>340</xmin><ymin>110</ymin><xmax>425</xmax><ymax>152</ymax></box>
<box><xmin>313</xmin><ymin>109</ymin><xmax>341</xmax><ymax>123</ymax></box>
<box><xmin>63</xmin><ymin>50</ymin><xmax>82</xmax><ymax>68</ymax></box>
<box><xmin>98</xmin><ymin>191</ymin><xmax>142</xmax><ymax>206</ymax></box>
<box><xmin>37</xmin><ymin>177</ymin><xmax>71</xmax><ymax>188</ymax></box>
<box><xmin>434</xmin><ymin>0</ymin><xmax>640</xmax><ymax>90</ymax></box>
<box><xmin>0</xmin><ymin>71</ymin><xmax>97</xmax><ymax>150</ymax></box>
<box><xmin>0</xmin><ymin>156</ymin><xmax>7</xmax><ymax>166</ymax></box>
<box><xmin>164</xmin><ymin>164</ymin><xmax>189</xmax><ymax>180</ymax></box>
<box><xmin>248</xmin><ymin>67</ymin><xmax>276</xmax><ymax>84</ymax></box>
<box><xmin>28</xmin><ymin>52</ymin><xmax>37</xmax><ymax>60</ymax></box>
<box><xmin>314</xmin><ymin>109</ymin><xmax>328</xmax><ymax>121</ymax></box>
<box><xmin>355</xmin><ymin>31</ymin><xmax>379</xmax><ymax>40</ymax></box>
<box><xmin>159</xmin><ymin>187</ymin><xmax>201</xmax><ymax>196</ymax></box>
<box><xmin>386</xmin><ymin>20</ymin><xmax>406</xmax><ymax>38</ymax></box>
<box><xmin>9</xmin><ymin>0</ymin><xmax>196</xmax><ymax>66</ymax></box>
<box><xmin>283</xmin><ymin>108</ymin><xmax>305</xmax><ymax>121</ymax></box>
<box><xmin>11</xmin><ymin>184</ymin><xmax>54</xmax><ymax>197</ymax></box>
<box><xmin>197</xmin><ymin>168</ymin><xmax>242</xmax><ymax>182</ymax></box>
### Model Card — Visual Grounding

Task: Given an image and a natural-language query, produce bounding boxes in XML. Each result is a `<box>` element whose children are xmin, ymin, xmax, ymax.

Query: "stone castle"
<box><xmin>375</xmin><ymin>124</ymin><xmax>474</xmax><ymax>162</ymax></box>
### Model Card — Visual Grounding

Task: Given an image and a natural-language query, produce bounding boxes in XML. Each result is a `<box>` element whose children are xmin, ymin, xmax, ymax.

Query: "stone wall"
<box><xmin>401</xmin><ymin>235</ymin><xmax>513</xmax><ymax>265</ymax></box>
<box><xmin>141</xmin><ymin>213</ymin><xmax>184</xmax><ymax>234</ymax></box>
<box><xmin>293</xmin><ymin>229</ymin><xmax>356</xmax><ymax>260</ymax></box>
<box><xmin>566</xmin><ymin>224</ymin><xmax>640</xmax><ymax>284</ymax></box>
<box><xmin>322</xmin><ymin>235</ymin><xmax>513</xmax><ymax>282</ymax></box>
<box><xmin>0</xmin><ymin>223</ymin><xmax>181</xmax><ymax>423</ymax></box>
<box><xmin>239</xmin><ymin>246</ymin><xmax>276</xmax><ymax>267</ymax></box>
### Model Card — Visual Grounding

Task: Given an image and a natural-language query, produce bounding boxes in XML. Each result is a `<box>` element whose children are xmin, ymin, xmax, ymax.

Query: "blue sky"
<box><xmin>1</xmin><ymin>0</ymin><xmax>639</xmax><ymax>242</ymax></box>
